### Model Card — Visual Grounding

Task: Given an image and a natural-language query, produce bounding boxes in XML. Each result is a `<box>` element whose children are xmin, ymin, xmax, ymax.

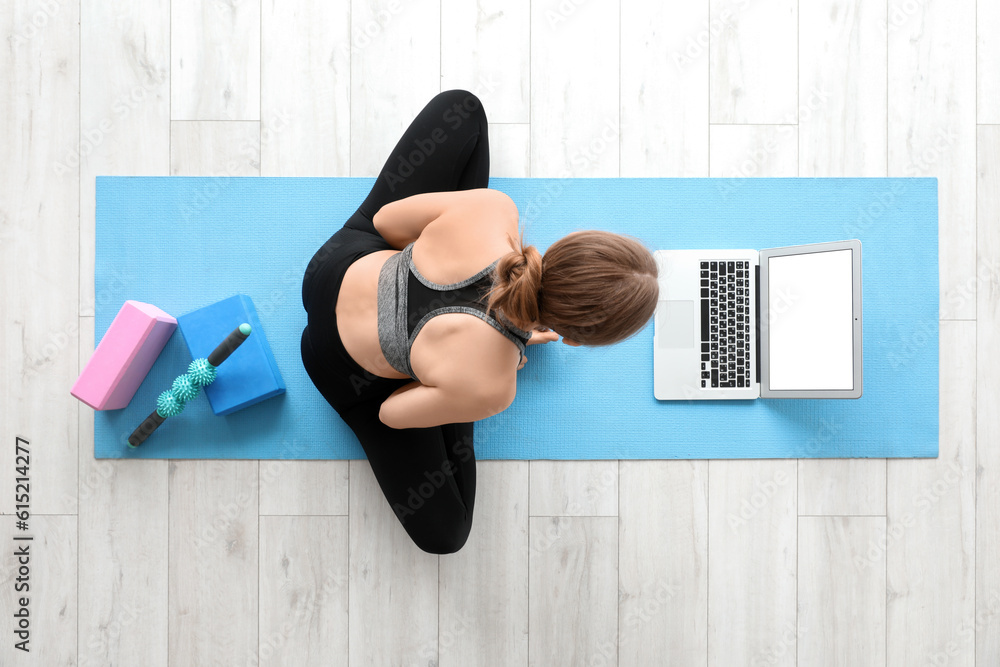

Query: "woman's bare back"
<box><xmin>335</xmin><ymin>196</ymin><xmax>521</xmax><ymax>387</ymax></box>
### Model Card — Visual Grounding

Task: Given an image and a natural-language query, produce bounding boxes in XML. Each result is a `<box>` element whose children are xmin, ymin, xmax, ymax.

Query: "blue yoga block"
<box><xmin>177</xmin><ymin>294</ymin><xmax>285</xmax><ymax>416</ymax></box>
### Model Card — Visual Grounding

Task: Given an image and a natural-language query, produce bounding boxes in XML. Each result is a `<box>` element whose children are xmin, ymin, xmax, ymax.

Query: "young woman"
<box><xmin>301</xmin><ymin>90</ymin><xmax>658</xmax><ymax>555</ymax></box>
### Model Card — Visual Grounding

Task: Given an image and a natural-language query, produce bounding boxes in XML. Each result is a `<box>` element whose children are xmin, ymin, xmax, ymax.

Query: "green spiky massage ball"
<box><xmin>156</xmin><ymin>361</ymin><xmax>217</xmax><ymax>418</ymax></box>
<box><xmin>171</xmin><ymin>374</ymin><xmax>199</xmax><ymax>402</ymax></box>
<box><xmin>157</xmin><ymin>390</ymin><xmax>185</xmax><ymax>417</ymax></box>
<box><xmin>188</xmin><ymin>358</ymin><xmax>217</xmax><ymax>387</ymax></box>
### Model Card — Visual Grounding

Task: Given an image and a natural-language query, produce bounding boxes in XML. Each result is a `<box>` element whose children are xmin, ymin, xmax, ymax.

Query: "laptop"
<box><xmin>653</xmin><ymin>240</ymin><xmax>862</xmax><ymax>400</ymax></box>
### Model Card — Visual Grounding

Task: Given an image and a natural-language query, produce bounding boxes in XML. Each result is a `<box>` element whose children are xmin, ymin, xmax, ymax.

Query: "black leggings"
<box><xmin>300</xmin><ymin>89</ymin><xmax>490</xmax><ymax>555</ymax></box>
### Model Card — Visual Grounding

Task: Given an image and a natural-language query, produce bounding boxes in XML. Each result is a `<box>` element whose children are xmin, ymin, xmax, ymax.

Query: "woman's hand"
<box><xmin>525</xmin><ymin>327</ymin><xmax>560</xmax><ymax>346</ymax></box>
<box><xmin>518</xmin><ymin>327</ymin><xmax>560</xmax><ymax>370</ymax></box>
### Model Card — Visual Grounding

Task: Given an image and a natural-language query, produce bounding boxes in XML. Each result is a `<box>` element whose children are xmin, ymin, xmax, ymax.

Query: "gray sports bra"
<box><xmin>376</xmin><ymin>243</ymin><xmax>532</xmax><ymax>382</ymax></box>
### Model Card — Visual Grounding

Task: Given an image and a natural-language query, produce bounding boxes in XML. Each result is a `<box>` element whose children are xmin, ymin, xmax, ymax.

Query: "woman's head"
<box><xmin>486</xmin><ymin>230</ymin><xmax>659</xmax><ymax>346</ymax></box>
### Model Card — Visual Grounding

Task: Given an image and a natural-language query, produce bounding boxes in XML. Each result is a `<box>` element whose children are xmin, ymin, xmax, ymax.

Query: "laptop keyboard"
<box><xmin>700</xmin><ymin>260</ymin><xmax>752</xmax><ymax>389</ymax></box>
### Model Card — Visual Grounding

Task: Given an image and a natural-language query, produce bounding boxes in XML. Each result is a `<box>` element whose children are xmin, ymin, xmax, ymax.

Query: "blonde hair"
<box><xmin>486</xmin><ymin>230</ymin><xmax>659</xmax><ymax>345</ymax></box>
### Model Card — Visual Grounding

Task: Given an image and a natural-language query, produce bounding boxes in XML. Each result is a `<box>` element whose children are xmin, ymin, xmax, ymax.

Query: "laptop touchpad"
<box><xmin>657</xmin><ymin>301</ymin><xmax>695</xmax><ymax>348</ymax></box>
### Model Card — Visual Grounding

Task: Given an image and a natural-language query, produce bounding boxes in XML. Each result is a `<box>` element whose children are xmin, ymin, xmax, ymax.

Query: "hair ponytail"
<box><xmin>487</xmin><ymin>230</ymin><xmax>659</xmax><ymax>346</ymax></box>
<box><xmin>530</xmin><ymin>230</ymin><xmax>659</xmax><ymax>346</ymax></box>
<box><xmin>486</xmin><ymin>233</ymin><xmax>543</xmax><ymax>331</ymax></box>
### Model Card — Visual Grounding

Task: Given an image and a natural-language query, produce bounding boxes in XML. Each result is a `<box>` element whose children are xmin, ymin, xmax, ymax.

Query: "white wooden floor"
<box><xmin>1</xmin><ymin>0</ymin><xmax>997</xmax><ymax>665</ymax></box>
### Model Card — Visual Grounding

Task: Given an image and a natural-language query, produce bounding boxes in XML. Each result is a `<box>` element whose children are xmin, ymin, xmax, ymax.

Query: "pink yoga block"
<box><xmin>71</xmin><ymin>301</ymin><xmax>177</xmax><ymax>410</ymax></box>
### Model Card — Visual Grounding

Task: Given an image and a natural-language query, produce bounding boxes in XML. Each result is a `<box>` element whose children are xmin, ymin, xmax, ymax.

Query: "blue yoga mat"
<box><xmin>93</xmin><ymin>177</ymin><xmax>938</xmax><ymax>459</ymax></box>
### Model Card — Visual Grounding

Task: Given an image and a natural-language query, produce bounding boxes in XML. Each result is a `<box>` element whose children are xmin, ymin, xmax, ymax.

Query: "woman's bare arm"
<box><xmin>371</xmin><ymin>188</ymin><xmax>509</xmax><ymax>249</ymax></box>
<box><xmin>378</xmin><ymin>380</ymin><xmax>515</xmax><ymax>430</ymax></box>
<box><xmin>378</xmin><ymin>318</ymin><xmax>519</xmax><ymax>429</ymax></box>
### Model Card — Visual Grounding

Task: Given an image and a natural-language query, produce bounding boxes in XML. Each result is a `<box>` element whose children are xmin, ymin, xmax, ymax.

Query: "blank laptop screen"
<box><xmin>767</xmin><ymin>249</ymin><xmax>855</xmax><ymax>391</ymax></box>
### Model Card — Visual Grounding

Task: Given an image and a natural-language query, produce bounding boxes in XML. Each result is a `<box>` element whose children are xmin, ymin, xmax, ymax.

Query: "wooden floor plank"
<box><xmin>349</xmin><ymin>0</ymin><xmax>440</xmax><ymax>177</ymax></box>
<box><xmin>709</xmin><ymin>124</ymin><xmax>798</xmax><ymax>177</ymax></box>
<box><xmin>707</xmin><ymin>460</ymin><xmax>798</xmax><ymax>666</ymax></box>
<box><xmin>439</xmin><ymin>462</ymin><xmax>529</xmax><ymax>667</ymax></box>
<box><xmin>798</xmin><ymin>0</ymin><xmax>887</xmax><ymax>177</ymax></box>
<box><xmin>168</xmin><ymin>460</ymin><xmax>259</xmax><ymax>667</ymax></box>
<box><xmin>259</xmin><ymin>516</ymin><xmax>350</xmax><ymax>666</ymax></box>
<box><xmin>0</xmin><ymin>0</ymin><xmax>81</xmax><ymax>516</ymax></box>
<box><xmin>798</xmin><ymin>516</ymin><xmax>887</xmax><ymax>666</ymax></box>
<box><xmin>529</xmin><ymin>461</ymin><xmax>618</xmax><ymax>517</ymax></box>
<box><xmin>261</xmin><ymin>0</ymin><xmax>351</xmax><ymax>177</ymax></box>
<box><xmin>619</xmin><ymin>461</ymin><xmax>708</xmax><ymax>665</ymax></box>
<box><xmin>529</xmin><ymin>0</ymin><xmax>620</xmax><ymax>177</ymax></box>
<box><xmin>0</xmin><ymin>516</ymin><xmax>77</xmax><ymax>666</ymax></box>
<box><xmin>887</xmin><ymin>0</ymin><xmax>976</xmax><ymax>319</ymax></box>
<box><xmin>886</xmin><ymin>322</ymin><xmax>976</xmax><ymax>667</ymax></box>
<box><xmin>171</xmin><ymin>0</ymin><xmax>260</xmax><ymax>120</ymax></box>
<box><xmin>709</xmin><ymin>0</ymin><xmax>798</xmax><ymax>124</ymax></box>
<box><xmin>621</xmin><ymin>0</ymin><xmax>709</xmax><ymax>177</ymax></box>
<box><xmin>77</xmin><ymin>316</ymin><xmax>169</xmax><ymax>667</ymax></box>
<box><xmin>529</xmin><ymin>517</ymin><xmax>618</xmax><ymax>667</ymax></box>
<box><xmin>75</xmin><ymin>3</ymin><xmax>172</xmax><ymax>665</ymax></box>
<box><xmin>348</xmin><ymin>460</ymin><xmax>439</xmax><ymax>666</ymax></box>
<box><xmin>978</xmin><ymin>0</ymin><xmax>1000</xmax><ymax>123</ymax></box>
<box><xmin>441</xmin><ymin>0</ymin><xmax>530</xmax><ymax>124</ymax></box>
<box><xmin>975</xmin><ymin>124</ymin><xmax>1000</xmax><ymax>665</ymax></box>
